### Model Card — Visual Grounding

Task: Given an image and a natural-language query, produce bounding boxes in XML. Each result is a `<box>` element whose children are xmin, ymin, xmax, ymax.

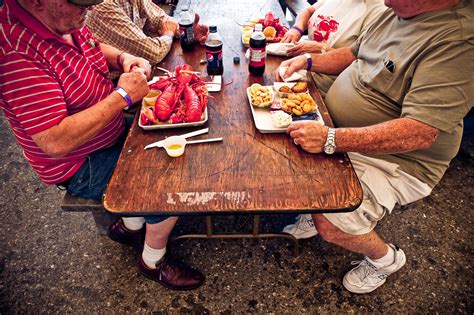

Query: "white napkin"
<box><xmin>266</xmin><ymin>43</ymin><xmax>295</xmax><ymax>56</ymax></box>
<box><xmin>278</xmin><ymin>66</ymin><xmax>307</xmax><ymax>82</ymax></box>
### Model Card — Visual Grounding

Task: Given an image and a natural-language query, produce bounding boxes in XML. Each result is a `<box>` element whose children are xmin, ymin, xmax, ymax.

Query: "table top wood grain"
<box><xmin>103</xmin><ymin>0</ymin><xmax>362</xmax><ymax>216</ymax></box>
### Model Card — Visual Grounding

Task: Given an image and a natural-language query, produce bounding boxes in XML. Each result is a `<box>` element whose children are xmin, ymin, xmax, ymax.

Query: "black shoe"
<box><xmin>107</xmin><ymin>218</ymin><xmax>145</xmax><ymax>251</ymax></box>
<box><xmin>138</xmin><ymin>256</ymin><xmax>205</xmax><ymax>290</ymax></box>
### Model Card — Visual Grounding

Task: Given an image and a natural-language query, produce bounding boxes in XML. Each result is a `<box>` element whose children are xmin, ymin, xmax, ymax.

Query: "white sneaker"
<box><xmin>343</xmin><ymin>244</ymin><xmax>406</xmax><ymax>294</ymax></box>
<box><xmin>282</xmin><ymin>214</ymin><xmax>318</xmax><ymax>239</ymax></box>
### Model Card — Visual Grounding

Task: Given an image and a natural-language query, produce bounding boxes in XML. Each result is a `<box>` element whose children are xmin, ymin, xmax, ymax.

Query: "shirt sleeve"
<box><xmin>0</xmin><ymin>52</ymin><xmax>67</xmax><ymax>136</ymax></box>
<box><xmin>401</xmin><ymin>40</ymin><xmax>474</xmax><ymax>133</ymax></box>
<box><xmin>86</xmin><ymin>0</ymin><xmax>172</xmax><ymax>65</ymax></box>
<box><xmin>139</xmin><ymin>0</ymin><xmax>168</xmax><ymax>37</ymax></box>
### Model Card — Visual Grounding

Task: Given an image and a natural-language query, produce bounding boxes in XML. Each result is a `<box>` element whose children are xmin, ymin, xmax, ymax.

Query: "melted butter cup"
<box><xmin>162</xmin><ymin>136</ymin><xmax>186</xmax><ymax>157</ymax></box>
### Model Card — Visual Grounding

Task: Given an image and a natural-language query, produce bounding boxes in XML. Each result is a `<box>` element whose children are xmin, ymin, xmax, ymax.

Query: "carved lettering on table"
<box><xmin>166</xmin><ymin>191</ymin><xmax>251</xmax><ymax>206</ymax></box>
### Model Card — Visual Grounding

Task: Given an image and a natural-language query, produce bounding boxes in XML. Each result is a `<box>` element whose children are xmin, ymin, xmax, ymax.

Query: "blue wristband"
<box><xmin>114</xmin><ymin>86</ymin><xmax>133</xmax><ymax>110</ymax></box>
<box><xmin>292</xmin><ymin>26</ymin><xmax>304</xmax><ymax>36</ymax></box>
<box><xmin>304</xmin><ymin>53</ymin><xmax>312</xmax><ymax>71</ymax></box>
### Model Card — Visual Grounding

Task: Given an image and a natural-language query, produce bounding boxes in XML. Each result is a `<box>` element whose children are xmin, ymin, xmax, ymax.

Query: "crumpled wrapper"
<box><xmin>266</xmin><ymin>43</ymin><xmax>295</xmax><ymax>56</ymax></box>
<box><xmin>278</xmin><ymin>66</ymin><xmax>307</xmax><ymax>82</ymax></box>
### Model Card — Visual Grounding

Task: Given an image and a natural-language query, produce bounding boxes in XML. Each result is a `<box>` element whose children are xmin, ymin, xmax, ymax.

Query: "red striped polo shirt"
<box><xmin>0</xmin><ymin>0</ymin><xmax>125</xmax><ymax>185</ymax></box>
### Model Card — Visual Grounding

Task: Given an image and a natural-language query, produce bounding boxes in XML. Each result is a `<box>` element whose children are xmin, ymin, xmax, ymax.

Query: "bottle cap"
<box><xmin>209</xmin><ymin>26</ymin><xmax>217</xmax><ymax>33</ymax></box>
<box><xmin>255</xmin><ymin>23</ymin><xmax>263</xmax><ymax>31</ymax></box>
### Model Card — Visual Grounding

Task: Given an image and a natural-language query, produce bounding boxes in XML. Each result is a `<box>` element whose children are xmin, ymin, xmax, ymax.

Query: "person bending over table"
<box><xmin>0</xmin><ymin>0</ymin><xmax>204</xmax><ymax>290</ymax></box>
<box><xmin>280</xmin><ymin>0</ymin><xmax>387</xmax><ymax>239</ymax></box>
<box><xmin>86</xmin><ymin>0</ymin><xmax>208</xmax><ymax>79</ymax></box>
<box><xmin>276</xmin><ymin>0</ymin><xmax>473</xmax><ymax>294</ymax></box>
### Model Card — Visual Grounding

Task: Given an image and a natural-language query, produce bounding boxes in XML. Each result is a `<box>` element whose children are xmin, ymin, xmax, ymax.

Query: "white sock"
<box><xmin>142</xmin><ymin>243</ymin><xmax>166</xmax><ymax>269</ymax></box>
<box><xmin>367</xmin><ymin>245</ymin><xmax>395</xmax><ymax>268</ymax></box>
<box><xmin>122</xmin><ymin>217</ymin><xmax>145</xmax><ymax>231</ymax></box>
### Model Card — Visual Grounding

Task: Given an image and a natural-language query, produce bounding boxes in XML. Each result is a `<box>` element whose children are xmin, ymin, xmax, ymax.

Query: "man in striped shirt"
<box><xmin>0</xmin><ymin>0</ymin><xmax>204</xmax><ymax>290</ymax></box>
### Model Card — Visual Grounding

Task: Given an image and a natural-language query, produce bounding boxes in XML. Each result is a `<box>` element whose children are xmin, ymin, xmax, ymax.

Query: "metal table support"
<box><xmin>172</xmin><ymin>215</ymin><xmax>300</xmax><ymax>256</ymax></box>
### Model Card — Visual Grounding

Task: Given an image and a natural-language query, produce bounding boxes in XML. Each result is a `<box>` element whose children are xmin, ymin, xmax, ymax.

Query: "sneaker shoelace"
<box><xmin>350</xmin><ymin>259</ymin><xmax>381</xmax><ymax>283</ymax></box>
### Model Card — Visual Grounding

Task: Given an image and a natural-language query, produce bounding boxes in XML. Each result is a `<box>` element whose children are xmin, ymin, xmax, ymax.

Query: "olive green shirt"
<box><xmin>326</xmin><ymin>1</ymin><xmax>474</xmax><ymax>188</ymax></box>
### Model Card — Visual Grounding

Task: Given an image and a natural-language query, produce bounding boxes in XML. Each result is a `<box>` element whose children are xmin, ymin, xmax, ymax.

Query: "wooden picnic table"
<box><xmin>103</xmin><ymin>0</ymin><xmax>362</xmax><ymax>225</ymax></box>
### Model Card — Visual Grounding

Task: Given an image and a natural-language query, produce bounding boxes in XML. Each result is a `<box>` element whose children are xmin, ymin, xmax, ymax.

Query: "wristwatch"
<box><xmin>323</xmin><ymin>127</ymin><xmax>337</xmax><ymax>154</ymax></box>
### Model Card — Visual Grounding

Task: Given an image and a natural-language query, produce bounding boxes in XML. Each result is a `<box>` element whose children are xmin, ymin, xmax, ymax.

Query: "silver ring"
<box><xmin>293</xmin><ymin>139</ymin><xmax>299</xmax><ymax>145</ymax></box>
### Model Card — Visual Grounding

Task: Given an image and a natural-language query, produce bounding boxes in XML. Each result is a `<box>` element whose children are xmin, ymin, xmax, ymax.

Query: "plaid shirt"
<box><xmin>87</xmin><ymin>0</ymin><xmax>173</xmax><ymax>76</ymax></box>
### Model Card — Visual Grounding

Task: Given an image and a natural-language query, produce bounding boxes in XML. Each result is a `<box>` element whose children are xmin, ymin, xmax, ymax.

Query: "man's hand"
<box><xmin>116</xmin><ymin>70</ymin><xmax>150</xmax><ymax>104</ymax></box>
<box><xmin>281</xmin><ymin>28</ymin><xmax>302</xmax><ymax>44</ymax></box>
<box><xmin>193</xmin><ymin>13</ymin><xmax>209</xmax><ymax>44</ymax></box>
<box><xmin>287</xmin><ymin>41</ymin><xmax>325</xmax><ymax>56</ymax></box>
<box><xmin>275</xmin><ymin>55</ymin><xmax>307</xmax><ymax>81</ymax></box>
<box><xmin>287</xmin><ymin>121</ymin><xmax>328</xmax><ymax>153</ymax></box>
<box><xmin>121</xmin><ymin>54</ymin><xmax>152</xmax><ymax>80</ymax></box>
<box><xmin>159</xmin><ymin>16</ymin><xmax>179</xmax><ymax>37</ymax></box>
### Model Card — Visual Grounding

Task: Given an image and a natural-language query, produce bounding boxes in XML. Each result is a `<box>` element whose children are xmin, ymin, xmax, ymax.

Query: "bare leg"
<box><xmin>145</xmin><ymin>216</ymin><xmax>179</xmax><ymax>249</ymax></box>
<box><xmin>312</xmin><ymin>214</ymin><xmax>388</xmax><ymax>259</ymax></box>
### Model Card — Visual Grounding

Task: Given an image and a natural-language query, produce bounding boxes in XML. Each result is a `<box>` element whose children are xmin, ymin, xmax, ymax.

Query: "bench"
<box><xmin>61</xmin><ymin>192</ymin><xmax>116</xmax><ymax>236</ymax></box>
<box><xmin>61</xmin><ymin>192</ymin><xmax>300</xmax><ymax>255</ymax></box>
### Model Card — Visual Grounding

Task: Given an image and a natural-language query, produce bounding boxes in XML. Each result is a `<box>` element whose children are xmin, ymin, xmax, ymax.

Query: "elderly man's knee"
<box><xmin>312</xmin><ymin>214</ymin><xmax>347</xmax><ymax>243</ymax></box>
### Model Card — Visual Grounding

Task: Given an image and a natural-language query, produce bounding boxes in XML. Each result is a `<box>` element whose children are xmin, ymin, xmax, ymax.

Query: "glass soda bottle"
<box><xmin>205</xmin><ymin>26</ymin><xmax>224</xmax><ymax>75</ymax></box>
<box><xmin>249</xmin><ymin>23</ymin><xmax>266</xmax><ymax>76</ymax></box>
<box><xmin>179</xmin><ymin>8</ymin><xmax>195</xmax><ymax>51</ymax></box>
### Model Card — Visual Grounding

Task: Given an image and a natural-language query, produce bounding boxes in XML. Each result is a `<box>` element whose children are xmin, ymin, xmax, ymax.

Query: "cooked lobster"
<box><xmin>143</xmin><ymin>64</ymin><xmax>208</xmax><ymax>124</ymax></box>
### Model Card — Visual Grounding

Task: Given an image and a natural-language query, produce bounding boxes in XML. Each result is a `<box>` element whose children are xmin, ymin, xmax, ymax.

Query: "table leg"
<box><xmin>172</xmin><ymin>215</ymin><xmax>300</xmax><ymax>256</ymax></box>
<box><xmin>206</xmin><ymin>216</ymin><xmax>213</xmax><ymax>237</ymax></box>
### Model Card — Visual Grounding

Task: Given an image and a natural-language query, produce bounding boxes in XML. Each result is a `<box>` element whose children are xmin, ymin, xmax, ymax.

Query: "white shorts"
<box><xmin>323</xmin><ymin>153</ymin><xmax>432</xmax><ymax>235</ymax></box>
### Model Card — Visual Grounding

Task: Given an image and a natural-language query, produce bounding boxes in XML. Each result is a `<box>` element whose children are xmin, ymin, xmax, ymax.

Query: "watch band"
<box><xmin>324</xmin><ymin>127</ymin><xmax>337</xmax><ymax>154</ymax></box>
<box><xmin>114</xmin><ymin>86</ymin><xmax>133</xmax><ymax>110</ymax></box>
<box><xmin>304</xmin><ymin>53</ymin><xmax>312</xmax><ymax>71</ymax></box>
<box><xmin>116</xmin><ymin>51</ymin><xmax>125</xmax><ymax>71</ymax></box>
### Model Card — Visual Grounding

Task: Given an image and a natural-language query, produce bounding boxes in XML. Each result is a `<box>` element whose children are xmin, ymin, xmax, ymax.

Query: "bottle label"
<box><xmin>206</xmin><ymin>48</ymin><xmax>223</xmax><ymax>69</ymax></box>
<box><xmin>179</xmin><ymin>25</ymin><xmax>194</xmax><ymax>43</ymax></box>
<box><xmin>249</xmin><ymin>47</ymin><xmax>266</xmax><ymax>67</ymax></box>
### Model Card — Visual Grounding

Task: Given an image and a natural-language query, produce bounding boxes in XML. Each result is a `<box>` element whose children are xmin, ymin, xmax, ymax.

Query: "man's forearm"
<box><xmin>293</xmin><ymin>6</ymin><xmax>315</xmax><ymax>31</ymax></box>
<box><xmin>100</xmin><ymin>43</ymin><xmax>123</xmax><ymax>71</ymax></box>
<box><xmin>309</xmin><ymin>47</ymin><xmax>357</xmax><ymax>76</ymax></box>
<box><xmin>31</xmin><ymin>92</ymin><xmax>127</xmax><ymax>158</ymax></box>
<box><xmin>336</xmin><ymin>118</ymin><xmax>439</xmax><ymax>154</ymax></box>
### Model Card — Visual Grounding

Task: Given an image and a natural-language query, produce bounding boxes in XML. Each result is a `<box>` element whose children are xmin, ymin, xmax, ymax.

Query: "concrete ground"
<box><xmin>1</xmin><ymin>112</ymin><xmax>472</xmax><ymax>314</ymax></box>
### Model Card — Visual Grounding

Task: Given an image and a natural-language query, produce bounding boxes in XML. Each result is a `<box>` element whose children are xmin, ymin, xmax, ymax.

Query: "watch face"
<box><xmin>324</xmin><ymin>144</ymin><xmax>336</xmax><ymax>154</ymax></box>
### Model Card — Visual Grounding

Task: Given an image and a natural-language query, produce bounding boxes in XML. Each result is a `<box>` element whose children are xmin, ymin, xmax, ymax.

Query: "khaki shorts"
<box><xmin>323</xmin><ymin>153</ymin><xmax>432</xmax><ymax>235</ymax></box>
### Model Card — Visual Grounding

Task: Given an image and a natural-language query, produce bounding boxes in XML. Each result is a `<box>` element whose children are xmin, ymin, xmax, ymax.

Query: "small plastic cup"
<box><xmin>162</xmin><ymin>136</ymin><xmax>186</xmax><ymax>157</ymax></box>
<box><xmin>143</xmin><ymin>90</ymin><xmax>161</xmax><ymax>107</ymax></box>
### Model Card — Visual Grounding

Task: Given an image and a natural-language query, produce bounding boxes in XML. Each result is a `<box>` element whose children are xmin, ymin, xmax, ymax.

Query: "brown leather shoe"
<box><xmin>107</xmin><ymin>218</ymin><xmax>145</xmax><ymax>251</ymax></box>
<box><xmin>138</xmin><ymin>256</ymin><xmax>205</xmax><ymax>290</ymax></box>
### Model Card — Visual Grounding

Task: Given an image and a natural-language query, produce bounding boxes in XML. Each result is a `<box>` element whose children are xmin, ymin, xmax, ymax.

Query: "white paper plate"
<box><xmin>246</xmin><ymin>86</ymin><xmax>324</xmax><ymax>133</ymax></box>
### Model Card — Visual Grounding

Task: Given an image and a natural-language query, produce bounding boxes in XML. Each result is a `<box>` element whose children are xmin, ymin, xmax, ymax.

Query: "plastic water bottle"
<box><xmin>179</xmin><ymin>8</ymin><xmax>195</xmax><ymax>51</ymax></box>
<box><xmin>205</xmin><ymin>26</ymin><xmax>224</xmax><ymax>75</ymax></box>
<box><xmin>249</xmin><ymin>23</ymin><xmax>266</xmax><ymax>76</ymax></box>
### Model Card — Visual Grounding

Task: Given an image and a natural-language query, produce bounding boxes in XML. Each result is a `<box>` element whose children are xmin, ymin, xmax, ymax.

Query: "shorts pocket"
<box><xmin>360</xmin><ymin>166</ymin><xmax>397</xmax><ymax>212</ymax></box>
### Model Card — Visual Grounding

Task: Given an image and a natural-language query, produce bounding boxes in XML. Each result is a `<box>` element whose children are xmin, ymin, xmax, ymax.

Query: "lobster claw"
<box><xmin>140</xmin><ymin>112</ymin><xmax>151</xmax><ymax>125</ymax></box>
<box><xmin>141</xmin><ymin>107</ymin><xmax>157</xmax><ymax>125</ymax></box>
